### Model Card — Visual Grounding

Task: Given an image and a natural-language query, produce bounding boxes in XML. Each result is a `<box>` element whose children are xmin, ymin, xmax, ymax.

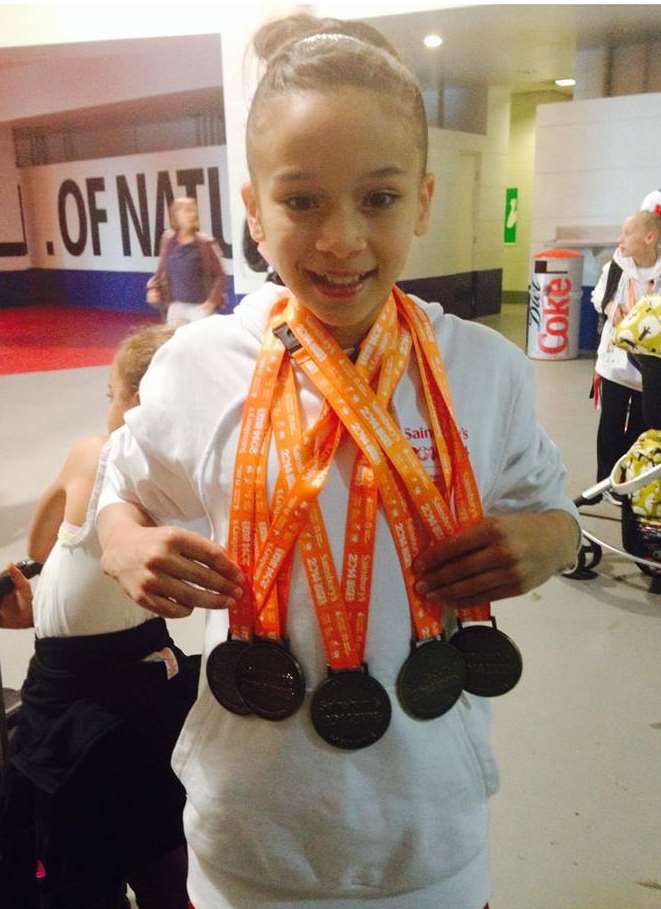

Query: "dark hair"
<box><xmin>247</xmin><ymin>13</ymin><xmax>428</xmax><ymax>174</ymax></box>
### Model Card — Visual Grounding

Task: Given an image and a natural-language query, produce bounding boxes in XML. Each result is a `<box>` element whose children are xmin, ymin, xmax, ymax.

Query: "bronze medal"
<box><xmin>235</xmin><ymin>639</ymin><xmax>306</xmax><ymax>721</ymax></box>
<box><xmin>397</xmin><ymin>637</ymin><xmax>466</xmax><ymax>719</ymax></box>
<box><xmin>311</xmin><ymin>666</ymin><xmax>391</xmax><ymax>750</ymax></box>
<box><xmin>206</xmin><ymin>635</ymin><xmax>252</xmax><ymax>716</ymax></box>
<box><xmin>449</xmin><ymin>618</ymin><xmax>523</xmax><ymax>697</ymax></box>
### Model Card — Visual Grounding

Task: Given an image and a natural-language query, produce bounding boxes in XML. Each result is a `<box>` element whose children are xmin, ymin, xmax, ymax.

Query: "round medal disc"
<box><xmin>235</xmin><ymin>640</ymin><xmax>306</xmax><ymax>721</ymax></box>
<box><xmin>206</xmin><ymin>639</ymin><xmax>252</xmax><ymax>716</ymax></box>
<box><xmin>311</xmin><ymin>669</ymin><xmax>392</xmax><ymax>750</ymax></box>
<box><xmin>449</xmin><ymin>625</ymin><xmax>523</xmax><ymax>697</ymax></box>
<box><xmin>396</xmin><ymin>638</ymin><xmax>466</xmax><ymax>720</ymax></box>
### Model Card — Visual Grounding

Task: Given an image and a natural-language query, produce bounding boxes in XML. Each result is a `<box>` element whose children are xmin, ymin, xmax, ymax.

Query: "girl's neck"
<box><xmin>178</xmin><ymin>228</ymin><xmax>196</xmax><ymax>243</ymax></box>
<box><xmin>634</xmin><ymin>249</ymin><xmax>658</xmax><ymax>268</ymax></box>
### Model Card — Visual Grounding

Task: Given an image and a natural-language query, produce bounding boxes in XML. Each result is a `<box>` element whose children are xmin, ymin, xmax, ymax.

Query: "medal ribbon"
<box><xmin>250</xmin><ymin>297</ymin><xmax>440</xmax><ymax>666</ymax></box>
<box><xmin>284</xmin><ymin>290</ymin><xmax>491</xmax><ymax>626</ymax></box>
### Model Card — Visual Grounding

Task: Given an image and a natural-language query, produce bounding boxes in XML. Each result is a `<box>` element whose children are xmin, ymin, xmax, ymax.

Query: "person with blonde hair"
<box><xmin>592</xmin><ymin>210</ymin><xmax>661</xmax><ymax>491</ymax></box>
<box><xmin>0</xmin><ymin>324</ymin><xmax>197</xmax><ymax>909</ymax></box>
<box><xmin>147</xmin><ymin>196</ymin><xmax>226</xmax><ymax>326</ymax></box>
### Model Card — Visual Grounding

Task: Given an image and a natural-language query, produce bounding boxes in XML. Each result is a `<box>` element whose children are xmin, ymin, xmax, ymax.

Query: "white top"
<box><xmin>34</xmin><ymin>443</ymin><xmax>154</xmax><ymax>638</ymax></box>
<box><xmin>591</xmin><ymin>248</ymin><xmax>661</xmax><ymax>389</ymax></box>
<box><xmin>99</xmin><ymin>283</ymin><xmax>576</xmax><ymax>909</ymax></box>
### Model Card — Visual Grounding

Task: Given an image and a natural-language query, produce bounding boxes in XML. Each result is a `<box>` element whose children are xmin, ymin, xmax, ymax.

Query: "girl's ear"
<box><xmin>242</xmin><ymin>182</ymin><xmax>265</xmax><ymax>242</ymax></box>
<box><xmin>414</xmin><ymin>173</ymin><xmax>435</xmax><ymax>237</ymax></box>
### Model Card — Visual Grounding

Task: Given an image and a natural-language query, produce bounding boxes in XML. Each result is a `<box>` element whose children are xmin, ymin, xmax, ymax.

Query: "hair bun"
<box><xmin>253</xmin><ymin>13</ymin><xmax>399</xmax><ymax>65</ymax></box>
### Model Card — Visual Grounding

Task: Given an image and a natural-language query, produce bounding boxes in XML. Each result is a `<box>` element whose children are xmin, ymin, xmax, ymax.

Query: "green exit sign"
<box><xmin>504</xmin><ymin>187</ymin><xmax>518</xmax><ymax>244</ymax></box>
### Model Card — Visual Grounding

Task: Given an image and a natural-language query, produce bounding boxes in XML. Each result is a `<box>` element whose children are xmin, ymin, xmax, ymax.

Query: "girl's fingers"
<box><xmin>415</xmin><ymin>547</ymin><xmax>516</xmax><ymax>595</ymax></box>
<box><xmin>140</xmin><ymin>592</ymin><xmax>194</xmax><ymax>619</ymax></box>
<box><xmin>151</xmin><ymin>552</ymin><xmax>244</xmax><ymax>599</ymax></box>
<box><xmin>423</xmin><ymin>568</ymin><xmax>520</xmax><ymax>603</ymax></box>
<box><xmin>174</xmin><ymin>532</ymin><xmax>245</xmax><ymax>585</ymax></box>
<box><xmin>138</xmin><ymin>570</ymin><xmax>238</xmax><ymax>613</ymax></box>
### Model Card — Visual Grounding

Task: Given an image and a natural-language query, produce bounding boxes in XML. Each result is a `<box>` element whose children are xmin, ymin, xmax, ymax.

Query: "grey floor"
<box><xmin>1</xmin><ymin>304</ymin><xmax>660</xmax><ymax>908</ymax></box>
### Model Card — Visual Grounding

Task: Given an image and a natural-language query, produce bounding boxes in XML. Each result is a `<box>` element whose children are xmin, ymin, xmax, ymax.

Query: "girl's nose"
<box><xmin>315</xmin><ymin>206</ymin><xmax>367</xmax><ymax>258</ymax></box>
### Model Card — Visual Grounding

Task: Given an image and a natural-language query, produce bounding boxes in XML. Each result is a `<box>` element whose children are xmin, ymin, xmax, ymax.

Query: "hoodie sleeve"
<box><xmin>483</xmin><ymin>354</ymin><xmax>578</xmax><ymax>520</ymax></box>
<box><xmin>97</xmin><ymin>330</ymin><xmax>209</xmax><ymax>526</ymax></box>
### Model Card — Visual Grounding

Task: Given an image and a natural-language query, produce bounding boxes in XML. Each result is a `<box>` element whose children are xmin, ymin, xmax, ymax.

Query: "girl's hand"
<box><xmin>200</xmin><ymin>300</ymin><xmax>218</xmax><ymax>315</ymax></box>
<box><xmin>100</xmin><ymin>524</ymin><xmax>246</xmax><ymax>619</ymax></box>
<box><xmin>412</xmin><ymin>511</ymin><xmax>578</xmax><ymax>609</ymax></box>
<box><xmin>0</xmin><ymin>564</ymin><xmax>34</xmax><ymax>629</ymax></box>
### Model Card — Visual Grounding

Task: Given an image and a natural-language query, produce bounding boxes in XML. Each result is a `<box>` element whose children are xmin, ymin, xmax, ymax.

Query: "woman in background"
<box><xmin>147</xmin><ymin>197</ymin><xmax>226</xmax><ymax>326</ymax></box>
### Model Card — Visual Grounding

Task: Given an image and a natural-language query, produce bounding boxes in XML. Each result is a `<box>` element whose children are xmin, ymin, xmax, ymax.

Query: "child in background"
<box><xmin>0</xmin><ymin>324</ymin><xmax>197</xmax><ymax>909</ymax></box>
<box><xmin>592</xmin><ymin>211</ymin><xmax>661</xmax><ymax>490</ymax></box>
<box><xmin>98</xmin><ymin>15</ymin><xmax>579</xmax><ymax>909</ymax></box>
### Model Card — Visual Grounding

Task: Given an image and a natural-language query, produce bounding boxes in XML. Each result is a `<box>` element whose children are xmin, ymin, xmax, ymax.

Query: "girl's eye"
<box><xmin>364</xmin><ymin>191</ymin><xmax>399</xmax><ymax>210</ymax></box>
<box><xmin>285</xmin><ymin>195</ymin><xmax>318</xmax><ymax>212</ymax></box>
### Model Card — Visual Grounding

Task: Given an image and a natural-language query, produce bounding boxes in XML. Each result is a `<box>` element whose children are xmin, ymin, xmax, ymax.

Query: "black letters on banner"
<box><xmin>176</xmin><ymin>168</ymin><xmax>205</xmax><ymax>202</ymax></box>
<box><xmin>207</xmin><ymin>166</ymin><xmax>232</xmax><ymax>259</ymax></box>
<box><xmin>154</xmin><ymin>171</ymin><xmax>174</xmax><ymax>256</ymax></box>
<box><xmin>54</xmin><ymin>159</ymin><xmax>233</xmax><ymax>263</ymax></box>
<box><xmin>86</xmin><ymin>177</ymin><xmax>107</xmax><ymax>256</ymax></box>
<box><xmin>58</xmin><ymin>180</ymin><xmax>87</xmax><ymax>256</ymax></box>
<box><xmin>117</xmin><ymin>174</ymin><xmax>151</xmax><ymax>257</ymax></box>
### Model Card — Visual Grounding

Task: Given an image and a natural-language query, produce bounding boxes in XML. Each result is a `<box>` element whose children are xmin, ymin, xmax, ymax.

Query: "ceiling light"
<box><xmin>555</xmin><ymin>78</ymin><xmax>576</xmax><ymax>87</ymax></box>
<box><xmin>423</xmin><ymin>34</ymin><xmax>443</xmax><ymax>49</ymax></box>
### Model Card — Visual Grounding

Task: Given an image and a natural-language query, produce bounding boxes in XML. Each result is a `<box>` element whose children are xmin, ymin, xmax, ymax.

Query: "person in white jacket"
<box><xmin>97</xmin><ymin>13</ymin><xmax>580</xmax><ymax>909</ymax></box>
<box><xmin>592</xmin><ymin>211</ymin><xmax>661</xmax><ymax>485</ymax></box>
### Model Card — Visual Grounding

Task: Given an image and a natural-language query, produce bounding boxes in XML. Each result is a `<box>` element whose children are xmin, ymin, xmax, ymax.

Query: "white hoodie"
<box><xmin>100</xmin><ymin>283</ymin><xmax>576</xmax><ymax>909</ymax></box>
<box><xmin>592</xmin><ymin>247</ymin><xmax>661</xmax><ymax>390</ymax></box>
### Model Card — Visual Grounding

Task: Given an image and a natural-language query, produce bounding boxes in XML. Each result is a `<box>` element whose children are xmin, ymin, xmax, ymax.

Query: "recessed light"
<box><xmin>555</xmin><ymin>78</ymin><xmax>576</xmax><ymax>87</ymax></box>
<box><xmin>424</xmin><ymin>34</ymin><xmax>443</xmax><ymax>49</ymax></box>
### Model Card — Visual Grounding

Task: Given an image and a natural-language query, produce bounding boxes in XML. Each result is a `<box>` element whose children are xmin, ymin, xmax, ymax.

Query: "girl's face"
<box><xmin>243</xmin><ymin>87</ymin><xmax>434</xmax><ymax>345</ymax></box>
<box><xmin>175</xmin><ymin>200</ymin><xmax>198</xmax><ymax>233</ymax></box>
<box><xmin>618</xmin><ymin>214</ymin><xmax>656</xmax><ymax>261</ymax></box>
<box><xmin>106</xmin><ymin>361</ymin><xmax>139</xmax><ymax>433</ymax></box>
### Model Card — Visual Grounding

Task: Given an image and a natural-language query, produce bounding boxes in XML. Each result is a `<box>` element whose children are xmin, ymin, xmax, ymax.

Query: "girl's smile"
<box><xmin>243</xmin><ymin>87</ymin><xmax>434</xmax><ymax>346</ymax></box>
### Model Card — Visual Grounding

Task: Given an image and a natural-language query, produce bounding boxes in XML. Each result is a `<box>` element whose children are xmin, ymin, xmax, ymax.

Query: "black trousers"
<box><xmin>596</xmin><ymin>377</ymin><xmax>644</xmax><ymax>481</ymax></box>
<box><xmin>631</xmin><ymin>354</ymin><xmax>661</xmax><ymax>429</ymax></box>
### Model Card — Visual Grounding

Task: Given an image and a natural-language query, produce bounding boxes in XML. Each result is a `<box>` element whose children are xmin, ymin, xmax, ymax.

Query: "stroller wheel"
<box><xmin>562</xmin><ymin>540</ymin><xmax>602</xmax><ymax>580</ymax></box>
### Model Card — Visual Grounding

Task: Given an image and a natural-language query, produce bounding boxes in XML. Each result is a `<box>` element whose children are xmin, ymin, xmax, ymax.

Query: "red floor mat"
<box><xmin>0</xmin><ymin>306</ymin><xmax>159</xmax><ymax>375</ymax></box>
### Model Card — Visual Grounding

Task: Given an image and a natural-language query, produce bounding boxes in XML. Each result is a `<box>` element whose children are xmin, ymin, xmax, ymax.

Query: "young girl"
<box><xmin>147</xmin><ymin>197</ymin><xmax>227</xmax><ymax>326</ymax></box>
<box><xmin>592</xmin><ymin>210</ymin><xmax>661</xmax><ymax>486</ymax></box>
<box><xmin>98</xmin><ymin>15</ymin><xmax>579</xmax><ymax>909</ymax></box>
<box><xmin>0</xmin><ymin>325</ymin><xmax>197</xmax><ymax>909</ymax></box>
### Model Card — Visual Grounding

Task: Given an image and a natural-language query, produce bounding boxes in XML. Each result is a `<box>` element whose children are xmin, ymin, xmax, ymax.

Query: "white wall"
<box><xmin>531</xmin><ymin>92</ymin><xmax>661</xmax><ymax>265</ymax></box>
<box><xmin>404</xmin><ymin>86</ymin><xmax>509</xmax><ymax>281</ymax></box>
<box><xmin>0</xmin><ymin>45</ymin><xmax>223</xmax><ymax>124</ymax></box>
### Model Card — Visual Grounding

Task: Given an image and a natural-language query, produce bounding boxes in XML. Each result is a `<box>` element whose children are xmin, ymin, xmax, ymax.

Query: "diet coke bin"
<box><xmin>527</xmin><ymin>248</ymin><xmax>584</xmax><ymax>360</ymax></box>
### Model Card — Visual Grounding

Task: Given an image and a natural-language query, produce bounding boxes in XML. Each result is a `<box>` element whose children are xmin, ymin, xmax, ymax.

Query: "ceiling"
<box><xmin>2</xmin><ymin>4</ymin><xmax>661</xmax><ymax>118</ymax></box>
<box><xmin>371</xmin><ymin>5</ymin><xmax>661</xmax><ymax>93</ymax></box>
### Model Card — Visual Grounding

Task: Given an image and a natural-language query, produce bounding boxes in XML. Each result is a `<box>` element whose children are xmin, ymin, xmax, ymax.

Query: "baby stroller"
<box><xmin>565</xmin><ymin>434</ymin><xmax>661</xmax><ymax>593</ymax></box>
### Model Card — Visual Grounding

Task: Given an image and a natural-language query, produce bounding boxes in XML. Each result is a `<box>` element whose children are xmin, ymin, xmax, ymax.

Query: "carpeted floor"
<box><xmin>0</xmin><ymin>305</ymin><xmax>159</xmax><ymax>375</ymax></box>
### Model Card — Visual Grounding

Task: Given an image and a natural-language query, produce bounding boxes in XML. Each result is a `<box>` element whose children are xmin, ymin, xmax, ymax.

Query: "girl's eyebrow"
<box><xmin>274</xmin><ymin>165</ymin><xmax>409</xmax><ymax>184</ymax></box>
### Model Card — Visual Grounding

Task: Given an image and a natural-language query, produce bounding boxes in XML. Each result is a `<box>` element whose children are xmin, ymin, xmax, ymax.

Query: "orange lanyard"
<box><xmin>283</xmin><ymin>291</ymin><xmax>491</xmax><ymax>626</ymax></box>
<box><xmin>227</xmin><ymin>289</ymin><xmax>491</xmax><ymax>657</ymax></box>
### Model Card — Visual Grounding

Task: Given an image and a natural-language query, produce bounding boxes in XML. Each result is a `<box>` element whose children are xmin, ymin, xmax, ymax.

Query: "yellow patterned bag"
<box><xmin>618</xmin><ymin>430</ymin><xmax>661</xmax><ymax>519</ymax></box>
<box><xmin>613</xmin><ymin>293</ymin><xmax>661</xmax><ymax>356</ymax></box>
